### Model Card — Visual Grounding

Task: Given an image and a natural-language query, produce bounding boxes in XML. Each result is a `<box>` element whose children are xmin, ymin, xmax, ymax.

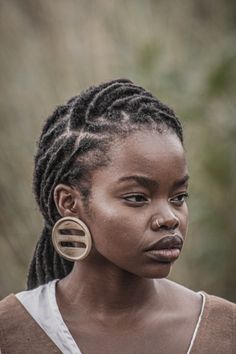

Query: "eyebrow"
<box><xmin>117</xmin><ymin>174</ymin><xmax>189</xmax><ymax>190</ymax></box>
<box><xmin>172</xmin><ymin>174</ymin><xmax>189</xmax><ymax>189</ymax></box>
<box><xmin>118</xmin><ymin>175</ymin><xmax>159</xmax><ymax>189</ymax></box>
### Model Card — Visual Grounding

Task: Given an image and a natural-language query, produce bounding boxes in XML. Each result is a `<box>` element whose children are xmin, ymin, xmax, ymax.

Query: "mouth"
<box><xmin>144</xmin><ymin>235</ymin><xmax>183</xmax><ymax>263</ymax></box>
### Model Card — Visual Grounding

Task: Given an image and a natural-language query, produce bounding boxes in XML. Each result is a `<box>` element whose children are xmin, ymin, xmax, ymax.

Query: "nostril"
<box><xmin>151</xmin><ymin>216</ymin><xmax>179</xmax><ymax>231</ymax></box>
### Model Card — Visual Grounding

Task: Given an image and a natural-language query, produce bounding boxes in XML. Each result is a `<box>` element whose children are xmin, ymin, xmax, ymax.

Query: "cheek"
<box><xmin>179</xmin><ymin>205</ymin><xmax>188</xmax><ymax>238</ymax></box>
<box><xmin>87</xmin><ymin>203</ymin><xmax>143</xmax><ymax>256</ymax></box>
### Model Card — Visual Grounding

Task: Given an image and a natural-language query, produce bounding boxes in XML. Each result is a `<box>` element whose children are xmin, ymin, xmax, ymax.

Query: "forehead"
<box><xmin>92</xmin><ymin>130</ymin><xmax>187</xmax><ymax>185</ymax></box>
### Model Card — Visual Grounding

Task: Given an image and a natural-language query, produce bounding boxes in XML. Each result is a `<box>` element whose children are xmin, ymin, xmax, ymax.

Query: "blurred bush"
<box><xmin>0</xmin><ymin>0</ymin><xmax>235</xmax><ymax>301</ymax></box>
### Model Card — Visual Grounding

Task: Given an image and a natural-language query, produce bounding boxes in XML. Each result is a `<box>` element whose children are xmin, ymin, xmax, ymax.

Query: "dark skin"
<box><xmin>54</xmin><ymin>130</ymin><xmax>202</xmax><ymax>354</ymax></box>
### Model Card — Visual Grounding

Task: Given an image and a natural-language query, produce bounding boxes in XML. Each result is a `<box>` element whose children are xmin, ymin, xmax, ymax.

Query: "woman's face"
<box><xmin>80</xmin><ymin>129</ymin><xmax>189</xmax><ymax>279</ymax></box>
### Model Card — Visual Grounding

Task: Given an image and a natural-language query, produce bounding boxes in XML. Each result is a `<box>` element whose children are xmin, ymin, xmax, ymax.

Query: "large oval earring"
<box><xmin>52</xmin><ymin>216</ymin><xmax>92</xmax><ymax>261</ymax></box>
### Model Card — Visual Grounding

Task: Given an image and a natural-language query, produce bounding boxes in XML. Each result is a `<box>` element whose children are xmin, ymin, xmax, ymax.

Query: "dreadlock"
<box><xmin>27</xmin><ymin>78</ymin><xmax>183</xmax><ymax>289</ymax></box>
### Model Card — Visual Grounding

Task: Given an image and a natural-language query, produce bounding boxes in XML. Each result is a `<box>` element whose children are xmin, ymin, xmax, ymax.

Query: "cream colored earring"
<box><xmin>52</xmin><ymin>216</ymin><xmax>92</xmax><ymax>261</ymax></box>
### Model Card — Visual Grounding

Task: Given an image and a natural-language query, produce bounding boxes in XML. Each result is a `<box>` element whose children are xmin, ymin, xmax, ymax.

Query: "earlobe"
<box><xmin>54</xmin><ymin>184</ymin><xmax>80</xmax><ymax>217</ymax></box>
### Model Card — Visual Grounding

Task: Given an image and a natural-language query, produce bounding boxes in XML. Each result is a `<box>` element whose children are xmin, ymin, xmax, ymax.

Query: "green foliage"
<box><xmin>207</xmin><ymin>54</ymin><xmax>236</xmax><ymax>96</ymax></box>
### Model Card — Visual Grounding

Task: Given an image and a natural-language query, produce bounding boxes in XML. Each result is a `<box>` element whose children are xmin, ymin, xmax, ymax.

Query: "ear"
<box><xmin>54</xmin><ymin>184</ymin><xmax>82</xmax><ymax>218</ymax></box>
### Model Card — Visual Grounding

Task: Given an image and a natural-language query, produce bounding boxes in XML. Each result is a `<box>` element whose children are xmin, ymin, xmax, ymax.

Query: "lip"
<box><xmin>144</xmin><ymin>235</ymin><xmax>183</xmax><ymax>263</ymax></box>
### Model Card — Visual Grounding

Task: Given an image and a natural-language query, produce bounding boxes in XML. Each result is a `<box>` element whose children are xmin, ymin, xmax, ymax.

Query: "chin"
<box><xmin>141</xmin><ymin>262</ymin><xmax>173</xmax><ymax>279</ymax></box>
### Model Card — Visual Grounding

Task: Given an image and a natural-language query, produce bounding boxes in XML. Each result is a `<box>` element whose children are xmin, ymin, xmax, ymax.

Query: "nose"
<box><xmin>151</xmin><ymin>207</ymin><xmax>179</xmax><ymax>232</ymax></box>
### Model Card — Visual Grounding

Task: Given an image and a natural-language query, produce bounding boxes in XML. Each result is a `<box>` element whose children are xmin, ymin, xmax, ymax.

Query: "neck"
<box><xmin>57</xmin><ymin>257</ymin><xmax>159</xmax><ymax>316</ymax></box>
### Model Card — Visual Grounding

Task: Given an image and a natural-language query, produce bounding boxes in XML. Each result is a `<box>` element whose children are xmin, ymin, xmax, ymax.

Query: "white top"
<box><xmin>16</xmin><ymin>280</ymin><xmax>81</xmax><ymax>354</ymax></box>
<box><xmin>16</xmin><ymin>280</ymin><xmax>205</xmax><ymax>354</ymax></box>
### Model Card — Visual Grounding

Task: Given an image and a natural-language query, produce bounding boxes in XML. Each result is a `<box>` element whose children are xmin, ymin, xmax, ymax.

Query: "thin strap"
<box><xmin>190</xmin><ymin>292</ymin><xmax>236</xmax><ymax>354</ymax></box>
<box><xmin>185</xmin><ymin>292</ymin><xmax>206</xmax><ymax>354</ymax></box>
<box><xmin>49</xmin><ymin>280</ymin><xmax>83</xmax><ymax>354</ymax></box>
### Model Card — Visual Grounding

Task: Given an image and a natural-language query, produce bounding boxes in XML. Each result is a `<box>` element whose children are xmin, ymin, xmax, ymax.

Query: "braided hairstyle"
<box><xmin>27</xmin><ymin>78</ymin><xmax>183</xmax><ymax>289</ymax></box>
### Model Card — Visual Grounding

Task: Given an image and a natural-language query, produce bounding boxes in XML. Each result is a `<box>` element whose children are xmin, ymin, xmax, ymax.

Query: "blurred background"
<box><xmin>0</xmin><ymin>0</ymin><xmax>236</xmax><ymax>301</ymax></box>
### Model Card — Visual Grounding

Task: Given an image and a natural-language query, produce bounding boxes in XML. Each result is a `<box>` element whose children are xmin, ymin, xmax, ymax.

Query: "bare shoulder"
<box><xmin>156</xmin><ymin>279</ymin><xmax>202</xmax><ymax>316</ymax></box>
<box><xmin>157</xmin><ymin>279</ymin><xmax>236</xmax><ymax>318</ymax></box>
<box><xmin>158</xmin><ymin>278</ymin><xmax>201</xmax><ymax>297</ymax></box>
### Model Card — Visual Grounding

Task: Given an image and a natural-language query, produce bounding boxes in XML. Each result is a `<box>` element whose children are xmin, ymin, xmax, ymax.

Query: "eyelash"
<box><xmin>169</xmin><ymin>193</ymin><xmax>189</xmax><ymax>206</ymax></box>
<box><xmin>122</xmin><ymin>193</ymin><xmax>189</xmax><ymax>206</ymax></box>
<box><xmin>123</xmin><ymin>194</ymin><xmax>149</xmax><ymax>204</ymax></box>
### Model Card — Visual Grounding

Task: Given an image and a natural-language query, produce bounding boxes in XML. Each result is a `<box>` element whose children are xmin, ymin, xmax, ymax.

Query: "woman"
<box><xmin>0</xmin><ymin>79</ymin><xmax>235</xmax><ymax>353</ymax></box>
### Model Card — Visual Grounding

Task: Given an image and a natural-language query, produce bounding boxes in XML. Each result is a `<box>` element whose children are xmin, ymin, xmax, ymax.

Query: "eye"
<box><xmin>122</xmin><ymin>194</ymin><xmax>149</xmax><ymax>205</ymax></box>
<box><xmin>169</xmin><ymin>192</ymin><xmax>189</xmax><ymax>206</ymax></box>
